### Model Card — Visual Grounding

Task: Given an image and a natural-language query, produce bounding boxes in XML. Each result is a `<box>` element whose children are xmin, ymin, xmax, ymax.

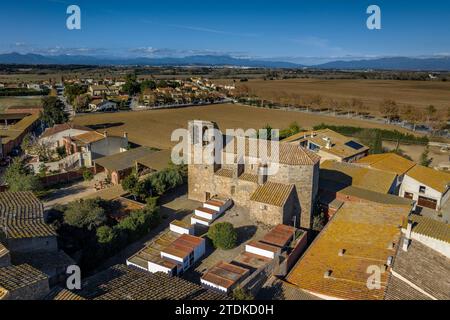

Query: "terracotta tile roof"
<box><xmin>250</xmin><ymin>182</ymin><xmax>295</xmax><ymax>207</ymax></box>
<box><xmin>320</xmin><ymin>160</ymin><xmax>397</xmax><ymax>194</ymax></box>
<box><xmin>40</xmin><ymin>122</ymin><xmax>92</xmax><ymax>139</ymax></box>
<box><xmin>202</xmin><ymin>261</ymin><xmax>249</xmax><ymax>289</ymax></box>
<box><xmin>223</xmin><ymin>136</ymin><xmax>320</xmax><ymax>166</ymax></box>
<box><xmin>239</xmin><ymin>172</ymin><xmax>258</xmax><ymax>183</ymax></box>
<box><xmin>258</xmin><ymin>278</ymin><xmax>322</xmax><ymax>300</ymax></box>
<box><xmin>385</xmin><ymin>274</ymin><xmax>431</xmax><ymax>300</ymax></box>
<box><xmin>45</xmin><ymin>287</ymin><xmax>86</xmax><ymax>300</ymax></box>
<box><xmin>356</xmin><ymin>153</ymin><xmax>416</xmax><ymax>176</ymax></box>
<box><xmin>406</xmin><ymin>165</ymin><xmax>450</xmax><ymax>193</ymax></box>
<box><xmin>261</xmin><ymin>224</ymin><xmax>297</xmax><ymax>248</ymax></box>
<box><xmin>0</xmin><ymin>191</ymin><xmax>44</xmax><ymax>223</ymax></box>
<box><xmin>215</xmin><ymin>168</ymin><xmax>234</xmax><ymax>178</ymax></box>
<box><xmin>5</xmin><ymin>220</ymin><xmax>56</xmax><ymax>239</ymax></box>
<box><xmin>232</xmin><ymin>252</ymin><xmax>272</xmax><ymax>271</ymax></box>
<box><xmin>12</xmin><ymin>250</ymin><xmax>74</xmax><ymax>269</ymax></box>
<box><xmin>387</xmin><ymin>237</ymin><xmax>450</xmax><ymax>300</ymax></box>
<box><xmin>285</xmin><ymin>129</ymin><xmax>369</xmax><ymax>159</ymax></box>
<box><xmin>0</xmin><ymin>264</ymin><xmax>47</xmax><ymax>292</ymax></box>
<box><xmin>72</xmin><ymin>131</ymin><xmax>106</xmax><ymax>144</ymax></box>
<box><xmin>406</xmin><ymin>215</ymin><xmax>450</xmax><ymax>243</ymax></box>
<box><xmin>286</xmin><ymin>201</ymin><xmax>411</xmax><ymax>300</ymax></box>
<box><xmin>69</xmin><ymin>264</ymin><xmax>229</xmax><ymax>300</ymax></box>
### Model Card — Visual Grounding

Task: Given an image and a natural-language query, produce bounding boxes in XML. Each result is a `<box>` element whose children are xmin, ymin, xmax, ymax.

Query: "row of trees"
<box><xmin>235</xmin><ymin>85</ymin><xmax>449</xmax><ymax>132</ymax></box>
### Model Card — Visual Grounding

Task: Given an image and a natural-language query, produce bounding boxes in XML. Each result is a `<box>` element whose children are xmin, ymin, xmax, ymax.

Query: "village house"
<box><xmin>385</xmin><ymin>215</ymin><xmax>450</xmax><ymax>300</ymax></box>
<box><xmin>89</xmin><ymin>100</ymin><xmax>117</xmax><ymax>112</ymax></box>
<box><xmin>286</xmin><ymin>199</ymin><xmax>413</xmax><ymax>300</ymax></box>
<box><xmin>63</xmin><ymin>130</ymin><xmax>129</xmax><ymax>167</ymax></box>
<box><xmin>0</xmin><ymin>264</ymin><xmax>50</xmax><ymax>300</ymax></box>
<box><xmin>88</xmin><ymin>85</ymin><xmax>109</xmax><ymax>97</ymax></box>
<box><xmin>39</xmin><ymin>122</ymin><xmax>93</xmax><ymax>149</ymax></box>
<box><xmin>0</xmin><ymin>192</ymin><xmax>74</xmax><ymax>286</ymax></box>
<box><xmin>187</xmin><ymin>120</ymin><xmax>320</xmax><ymax>229</ymax></box>
<box><xmin>283</xmin><ymin>129</ymin><xmax>369</xmax><ymax>163</ymax></box>
<box><xmin>355</xmin><ymin>153</ymin><xmax>417</xmax><ymax>192</ymax></box>
<box><xmin>399</xmin><ymin>165</ymin><xmax>450</xmax><ymax>211</ymax></box>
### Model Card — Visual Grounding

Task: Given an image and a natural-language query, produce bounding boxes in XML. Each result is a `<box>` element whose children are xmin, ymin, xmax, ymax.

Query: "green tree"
<box><xmin>83</xmin><ymin>168</ymin><xmax>94</xmax><ymax>181</ymax></box>
<box><xmin>288</xmin><ymin>121</ymin><xmax>301</xmax><ymax>135</ymax></box>
<box><xmin>4</xmin><ymin>158</ymin><xmax>41</xmax><ymax>192</ymax></box>
<box><xmin>207</xmin><ymin>222</ymin><xmax>238</xmax><ymax>250</ymax></box>
<box><xmin>232</xmin><ymin>287</ymin><xmax>254</xmax><ymax>300</ymax></box>
<box><xmin>64</xmin><ymin>199</ymin><xmax>107</xmax><ymax>231</ymax></box>
<box><xmin>41</xmin><ymin>96</ymin><xmax>69</xmax><ymax>127</ymax></box>
<box><xmin>121</xmin><ymin>171</ymin><xmax>141</xmax><ymax>200</ymax></box>
<box><xmin>420</xmin><ymin>146</ymin><xmax>433</xmax><ymax>167</ymax></box>
<box><xmin>122</xmin><ymin>73</ymin><xmax>140</xmax><ymax>95</ymax></box>
<box><xmin>96</xmin><ymin>226</ymin><xmax>116</xmax><ymax>244</ymax></box>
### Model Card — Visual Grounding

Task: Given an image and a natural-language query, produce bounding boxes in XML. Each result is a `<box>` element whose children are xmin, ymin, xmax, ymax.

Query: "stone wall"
<box><xmin>7</xmin><ymin>236</ymin><xmax>58</xmax><ymax>254</ymax></box>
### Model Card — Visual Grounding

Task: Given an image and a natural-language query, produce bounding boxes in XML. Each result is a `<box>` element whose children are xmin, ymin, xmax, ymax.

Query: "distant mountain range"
<box><xmin>1</xmin><ymin>52</ymin><xmax>450</xmax><ymax>71</ymax></box>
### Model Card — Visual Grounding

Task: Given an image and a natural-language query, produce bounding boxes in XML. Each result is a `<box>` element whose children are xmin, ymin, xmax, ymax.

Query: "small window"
<box><xmin>419</xmin><ymin>186</ymin><xmax>426</xmax><ymax>193</ymax></box>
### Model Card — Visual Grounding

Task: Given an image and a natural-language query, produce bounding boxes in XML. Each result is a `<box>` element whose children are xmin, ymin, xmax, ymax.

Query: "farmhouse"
<box><xmin>187</xmin><ymin>120</ymin><xmax>320</xmax><ymax>229</ymax></box>
<box><xmin>63</xmin><ymin>130</ymin><xmax>129</xmax><ymax>167</ymax></box>
<box><xmin>40</xmin><ymin>122</ymin><xmax>93</xmax><ymax>149</ymax></box>
<box><xmin>283</xmin><ymin>129</ymin><xmax>369</xmax><ymax>163</ymax></box>
<box><xmin>399</xmin><ymin>165</ymin><xmax>450</xmax><ymax>211</ymax></box>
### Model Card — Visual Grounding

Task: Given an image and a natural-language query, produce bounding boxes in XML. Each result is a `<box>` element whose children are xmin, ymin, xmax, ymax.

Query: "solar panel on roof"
<box><xmin>345</xmin><ymin>141</ymin><xmax>364</xmax><ymax>150</ymax></box>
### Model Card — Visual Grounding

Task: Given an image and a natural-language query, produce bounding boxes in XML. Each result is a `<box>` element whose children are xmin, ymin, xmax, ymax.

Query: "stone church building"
<box><xmin>187</xmin><ymin>120</ymin><xmax>320</xmax><ymax>229</ymax></box>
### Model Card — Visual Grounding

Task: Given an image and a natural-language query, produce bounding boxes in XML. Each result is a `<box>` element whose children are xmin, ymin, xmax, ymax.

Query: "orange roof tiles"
<box><xmin>250</xmin><ymin>182</ymin><xmax>295</xmax><ymax>207</ymax></box>
<box><xmin>286</xmin><ymin>201</ymin><xmax>411</xmax><ymax>300</ymax></box>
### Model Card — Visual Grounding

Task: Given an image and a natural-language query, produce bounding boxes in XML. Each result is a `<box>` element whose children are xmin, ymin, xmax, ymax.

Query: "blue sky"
<box><xmin>1</xmin><ymin>0</ymin><xmax>450</xmax><ymax>64</ymax></box>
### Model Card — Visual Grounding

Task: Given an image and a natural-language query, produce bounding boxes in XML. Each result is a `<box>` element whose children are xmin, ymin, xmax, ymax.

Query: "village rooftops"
<box><xmin>222</xmin><ymin>135</ymin><xmax>321</xmax><ymax>166</ymax></box>
<box><xmin>52</xmin><ymin>264</ymin><xmax>228</xmax><ymax>300</ymax></box>
<box><xmin>404</xmin><ymin>214</ymin><xmax>450</xmax><ymax>244</ymax></box>
<box><xmin>284</xmin><ymin>129</ymin><xmax>369</xmax><ymax>160</ymax></box>
<box><xmin>162</xmin><ymin>234</ymin><xmax>204</xmax><ymax>260</ymax></box>
<box><xmin>40</xmin><ymin>122</ymin><xmax>93</xmax><ymax>139</ymax></box>
<box><xmin>286</xmin><ymin>201</ymin><xmax>411</xmax><ymax>300</ymax></box>
<box><xmin>0</xmin><ymin>191</ymin><xmax>44</xmax><ymax>223</ymax></box>
<box><xmin>405</xmin><ymin>165</ymin><xmax>450</xmax><ymax>193</ymax></box>
<box><xmin>260</xmin><ymin>224</ymin><xmax>297</xmax><ymax>248</ymax></box>
<box><xmin>250</xmin><ymin>182</ymin><xmax>295</xmax><ymax>207</ymax></box>
<box><xmin>45</xmin><ymin>287</ymin><xmax>86</xmax><ymax>300</ymax></box>
<box><xmin>386</xmin><ymin>237</ymin><xmax>450</xmax><ymax>300</ymax></box>
<box><xmin>70</xmin><ymin>131</ymin><xmax>107</xmax><ymax>145</ymax></box>
<box><xmin>201</xmin><ymin>261</ymin><xmax>250</xmax><ymax>291</ymax></box>
<box><xmin>0</xmin><ymin>264</ymin><xmax>47</xmax><ymax>293</ymax></box>
<box><xmin>338</xmin><ymin>186</ymin><xmax>414</xmax><ymax>206</ymax></box>
<box><xmin>356</xmin><ymin>153</ymin><xmax>416</xmax><ymax>176</ymax></box>
<box><xmin>320</xmin><ymin>160</ymin><xmax>397</xmax><ymax>194</ymax></box>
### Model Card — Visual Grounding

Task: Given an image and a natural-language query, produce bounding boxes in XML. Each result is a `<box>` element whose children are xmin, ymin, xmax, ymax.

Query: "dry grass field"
<box><xmin>0</xmin><ymin>96</ymin><xmax>42</xmax><ymax>111</ymax></box>
<box><xmin>237</xmin><ymin>79</ymin><xmax>450</xmax><ymax>115</ymax></box>
<box><xmin>73</xmin><ymin>103</ymin><xmax>411</xmax><ymax>150</ymax></box>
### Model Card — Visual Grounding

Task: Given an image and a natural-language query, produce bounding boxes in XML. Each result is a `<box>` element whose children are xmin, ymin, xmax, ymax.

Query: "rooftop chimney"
<box><xmin>103</xmin><ymin>130</ymin><xmax>108</xmax><ymax>138</ymax></box>
<box><xmin>123</xmin><ymin>132</ymin><xmax>128</xmax><ymax>139</ymax></box>
<box><xmin>402</xmin><ymin>220</ymin><xmax>413</xmax><ymax>252</ymax></box>
<box><xmin>324</xmin><ymin>270</ymin><xmax>332</xmax><ymax>279</ymax></box>
<box><xmin>338</xmin><ymin>249</ymin><xmax>346</xmax><ymax>256</ymax></box>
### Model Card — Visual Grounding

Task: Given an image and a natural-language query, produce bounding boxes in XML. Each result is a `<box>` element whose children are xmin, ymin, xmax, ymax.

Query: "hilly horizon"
<box><xmin>1</xmin><ymin>52</ymin><xmax>450</xmax><ymax>71</ymax></box>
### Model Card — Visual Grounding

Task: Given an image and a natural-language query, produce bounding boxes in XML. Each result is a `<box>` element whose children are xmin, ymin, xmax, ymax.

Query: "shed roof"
<box><xmin>250</xmin><ymin>182</ymin><xmax>295</xmax><ymax>207</ymax></box>
<box><xmin>201</xmin><ymin>261</ymin><xmax>249</xmax><ymax>289</ymax></box>
<box><xmin>95</xmin><ymin>147</ymin><xmax>156</xmax><ymax>172</ymax></box>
